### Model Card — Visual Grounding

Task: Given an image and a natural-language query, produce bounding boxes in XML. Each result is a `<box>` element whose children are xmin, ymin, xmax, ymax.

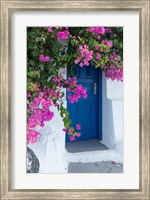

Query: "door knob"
<box><xmin>94</xmin><ymin>83</ymin><xmax>97</xmax><ymax>95</ymax></box>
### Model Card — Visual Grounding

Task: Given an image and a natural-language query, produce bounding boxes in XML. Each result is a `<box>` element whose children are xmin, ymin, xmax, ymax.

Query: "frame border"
<box><xmin>0</xmin><ymin>0</ymin><xmax>149</xmax><ymax>199</ymax></box>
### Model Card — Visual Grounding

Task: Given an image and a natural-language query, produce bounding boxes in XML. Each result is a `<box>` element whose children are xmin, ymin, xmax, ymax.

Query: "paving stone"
<box><xmin>68</xmin><ymin>161</ymin><xmax>123</xmax><ymax>173</ymax></box>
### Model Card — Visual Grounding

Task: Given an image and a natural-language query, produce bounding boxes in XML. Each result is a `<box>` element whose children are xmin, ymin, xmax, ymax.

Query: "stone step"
<box><xmin>68</xmin><ymin>161</ymin><xmax>123</xmax><ymax>173</ymax></box>
<box><xmin>66</xmin><ymin>149</ymin><xmax>123</xmax><ymax>164</ymax></box>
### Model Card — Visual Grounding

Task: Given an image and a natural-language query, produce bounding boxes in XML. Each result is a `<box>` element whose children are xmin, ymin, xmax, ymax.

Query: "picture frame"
<box><xmin>0</xmin><ymin>0</ymin><xmax>149</xmax><ymax>199</ymax></box>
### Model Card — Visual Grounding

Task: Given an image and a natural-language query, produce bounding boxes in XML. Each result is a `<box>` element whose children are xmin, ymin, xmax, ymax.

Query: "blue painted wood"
<box><xmin>66</xmin><ymin>65</ymin><xmax>102</xmax><ymax>142</ymax></box>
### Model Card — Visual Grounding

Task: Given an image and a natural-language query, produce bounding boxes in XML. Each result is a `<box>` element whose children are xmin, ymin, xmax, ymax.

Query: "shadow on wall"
<box><xmin>102</xmin><ymin>75</ymin><xmax>116</xmax><ymax>149</ymax></box>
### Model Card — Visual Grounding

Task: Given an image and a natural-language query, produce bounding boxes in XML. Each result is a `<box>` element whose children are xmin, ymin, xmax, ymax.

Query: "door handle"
<box><xmin>94</xmin><ymin>83</ymin><xmax>97</xmax><ymax>95</ymax></box>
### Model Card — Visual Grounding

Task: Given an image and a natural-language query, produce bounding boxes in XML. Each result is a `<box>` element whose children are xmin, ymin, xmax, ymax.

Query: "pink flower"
<box><xmin>27</xmin><ymin>92</ymin><xmax>31</xmax><ymax>98</ymax></box>
<box><xmin>79</xmin><ymin>62</ymin><xmax>84</xmax><ymax>67</ymax></box>
<box><xmin>27</xmin><ymin>128</ymin><xmax>40</xmax><ymax>144</ymax></box>
<box><xmin>44</xmin><ymin>56</ymin><xmax>50</xmax><ymax>62</ymax></box>
<box><xmin>39</xmin><ymin>55</ymin><xmax>49</xmax><ymax>62</ymax></box>
<box><xmin>57</xmin><ymin>30</ymin><xmax>70</xmax><ymax>40</ymax></box>
<box><xmin>29</xmin><ymin>102</ymin><xmax>38</xmax><ymax>111</ymax></box>
<box><xmin>68</xmin><ymin>129</ymin><xmax>73</xmax><ymax>135</ymax></box>
<box><xmin>67</xmin><ymin>82</ymin><xmax>88</xmax><ymax>103</ymax></box>
<box><xmin>106</xmin><ymin>40</ymin><xmax>113</xmax><ymax>48</ymax></box>
<box><xmin>87</xmin><ymin>27</ymin><xmax>105</xmax><ymax>35</ymax></box>
<box><xmin>75</xmin><ymin>45</ymin><xmax>93</xmax><ymax>67</ymax></box>
<box><xmin>76</xmin><ymin>124</ymin><xmax>81</xmax><ymax>130</ymax></box>
<box><xmin>62</xmin><ymin>128</ymin><xmax>68</xmax><ymax>132</ymax></box>
<box><xmin>69</xmin><ymin>136</ymin><xmax>76</xmax><ymax>141</ymax></box>
<box><xmin>95</xmin><ymin>53</ymin><xmax>101</xmax><ymax>60</ymax></box>
<box><xmin>103</xmin><ymin>50</ymin><xmax>108</xmax><ymax>53</ymax></box>
<box><xmin>74</xmin><ymin>57</ymin><xmax>81</xmax><ymax>64</ymax></box>
<box><xmin>47</xmin><ymin>27</ymin><xmax>53</xmax><ymax>32</ymax></box>
<box><xmin>62</xmin><ymin>69</ymin><xmax>66</xmax><ymax>74</ymax></box>
<box><xmin>76</xmin><ymin>132</ymin><xmax>81</xmax><ymax>137</ymax></box>
<box><xmin>95</xmin><ymin>45</ymin><xmax>100</xmax><ymax>50</ymax></box>
<box><xmin>97</xmin><ymin>35</ymin><xmax>101</xmax><ymax>40</ymax></box>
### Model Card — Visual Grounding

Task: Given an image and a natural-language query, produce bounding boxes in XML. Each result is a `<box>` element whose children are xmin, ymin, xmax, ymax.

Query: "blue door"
<box><xmin>66</xmin><ymin>65</ymin><xmax>102</xmax><ymax>142</ymax></box>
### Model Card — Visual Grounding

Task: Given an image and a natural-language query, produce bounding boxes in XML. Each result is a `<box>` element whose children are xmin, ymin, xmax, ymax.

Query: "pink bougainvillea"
<box><xmin>76</xmin><ymin>124</ymin><xmax>81</xmax><ymax>130</ymax></box>
<box><xmin>66</xmin><ymin>77</ymin><xmax>88</xmax><ymax>103</ymax></box>
<box><xmin>27</xmin><ymin>26</ymin><xmax>123</xmax><ymax>143</ymax></box>
<box><xmin>57</xmin><ymin>29</ymin><xmax>70</xmax><ymax>40</ymax></box>
<box><xmin>39</xmin><ymin>55</ymin><xmax>49</xmax><ymax>62</ymax></box>
<box><xmin>87</xmin><ymin>27</ymin><xmax>105</xmax><ymax>35</ymax></box>
<box><xmin>27</xmin><ymin>88</ymin><xmax>58</xmax><ymax>143</ymax></box>
<box><xmin>74</xmin><ymin>45</ymin><xmax>93</xmax><ymax>67</ymax></box>
<box><xmin>27</xmin><ymin>128</ymin><xmax>40</xmax><ymax>144</ymax></box>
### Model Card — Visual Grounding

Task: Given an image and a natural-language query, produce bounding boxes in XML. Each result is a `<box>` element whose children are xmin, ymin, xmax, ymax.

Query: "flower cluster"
<box><xmin>27</xmin><ymin>129</ymin><xmax>40</xmax><ymax>144</ymax></box>
<box><xmin>101</xmin><ymin>51</ymin><xmax>123</xmax><ymax>81</ymax></box>
<box><xmin>87</xmin><ymin>27</ymin><xmax>105</xmax><ymax>40</ymax></box>
<box><xmin>104</xmin><ymin>65</ymin><xmax>123</xmax><ymax>81</ymax></box>
<box><xmin>102</xmin><ymin>40</ymin><xmax>113</xmax><ymax>48</ymax></box>
<box><xmin>64</xmin><ymin>77</ymin><xmax>78</xmax><ymax>89</ymax></box>
<box><xmin>27</xmin><ymin>88</ymin><xmax>63</xmax><ymax>143</ymax></box>
<box><xmin>64</xmin><ymin>76</ymin><xmax>88</xmax><ymax>103</ymax></box>
<box><xmin>63</xmin><ymin>124</ymin><xmax>81</xmax><ymax>141</ymax></box>
<box><xmin>95</xmin><ymin>52</ymin><xmax>101</xmax><ymax>60</ymax></box>
<box><xmin>105</xmin><ymin>27</ymin><xmax>113</xmax><ymax>33</ymax></box>
<box><xmin>57</xmin><ymin>29</ymin><xmax>70</xmax><ymax>40</ymax></box>
<box><xmin>87</xmin><ymin>27</ymin><xmax>105</xmax><ymax>35</ymax></box>
<box><xmin>52</xmin><ymin>75</ymin><xmax>63</xmax><ymax>88</ymax></box>
<box><xmin>68</xmin><ymin>84</ymin><xmax>88</xmax><ymax>103</ymax></box>
<box><xmin>47</xmin><ymin>27</ymin><xmax>53</xmax><ymax>32</ymax></box>
<box><xmin>39</xmin><ymin>55</ymin><xmax>49</xmax><ymax>62</ymax></box>
<box><xmin>74</xmin><ymin>45</ymin><xmax>93</xmax><ymax>67</ymax></box>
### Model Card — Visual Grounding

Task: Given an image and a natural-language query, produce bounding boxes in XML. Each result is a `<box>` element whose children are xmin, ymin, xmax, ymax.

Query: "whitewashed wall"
<box><xmin>101</xmin><ymin>75</ymin><xmax>124</xmax><ymax>160</ymax></box>
<box><xmin>28</xmin><ymin>106</ymin><xmax>68</xmax><ymax>173</ymax></box>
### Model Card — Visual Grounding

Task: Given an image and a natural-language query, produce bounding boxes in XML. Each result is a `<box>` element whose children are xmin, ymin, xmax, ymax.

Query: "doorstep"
<box><xmin>65</xmin><ymin>139</ymin><xmax>108</xmax><ymax>153</ymax></box>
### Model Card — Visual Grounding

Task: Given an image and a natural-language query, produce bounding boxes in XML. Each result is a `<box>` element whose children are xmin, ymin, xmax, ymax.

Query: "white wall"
<box><xmin>28</xmin><ymin>106</ymin><xmax>68</xmax><ymax>173</ymax></box>
<box><xmin>101</xmin><ymin>75</ymin><xmax>124</xmax><ymax>158</ymax></box>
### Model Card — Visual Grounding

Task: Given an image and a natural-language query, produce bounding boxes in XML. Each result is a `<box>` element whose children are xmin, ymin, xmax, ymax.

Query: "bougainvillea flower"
<box><xmin>27</xmin><ymin>128</ymin><xmax>40</xmax><ymax>144</ymax></box>
<box><xmin>39</xmin><ymin>55</ymin><xmax>49</xmax><ymax>62</ymax></box>
<box><xmin>57</xmin><ymin>30</ymin><xmax>70</xmax><ymax>40</ymax></box>
<box><xmin>75</xmin><ymin>132</ymin><xmax>81</xmax><ymax>137</ymax></box>
<box><xmin>69</xmin><ymin>136</ymin><xmax>76</xmax><ymax>141</ymax></box>
<box><xmin>76</xmin><ymin>124</ymin><xmax>81</xmax><ymax>130</ymax></box>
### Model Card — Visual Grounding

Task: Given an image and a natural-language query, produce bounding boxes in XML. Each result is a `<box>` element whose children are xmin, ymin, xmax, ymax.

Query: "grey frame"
<box><xmin>0</xmin><ymin>0</ymin><xmax>149</xmax><ymax>199</ymax></box>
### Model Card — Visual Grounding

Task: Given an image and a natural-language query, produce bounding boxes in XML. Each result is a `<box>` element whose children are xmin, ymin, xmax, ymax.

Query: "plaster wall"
<box><xmin>101</xmin><ymin>76</ymin><xmax>124</xmax><ymax>157</ymax></box>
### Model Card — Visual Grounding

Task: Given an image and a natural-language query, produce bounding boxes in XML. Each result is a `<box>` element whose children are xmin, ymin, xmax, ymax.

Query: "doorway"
<box><xmin>66</xmin><ymin>65</ymin><xmax>102</xmax><ymax>142</ymax></box>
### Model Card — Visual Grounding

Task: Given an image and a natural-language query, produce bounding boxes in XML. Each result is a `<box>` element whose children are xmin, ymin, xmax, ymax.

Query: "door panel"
<box><xmin>66</xmin><ymin>65</ymin><xmax>99</xmax><ymax>141</ymax></box>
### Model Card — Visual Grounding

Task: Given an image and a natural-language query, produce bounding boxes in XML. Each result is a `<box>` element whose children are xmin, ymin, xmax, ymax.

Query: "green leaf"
<box><xmin>29</xmin><ymin>59</ymin><xmax>35</xmax><ymax>66</ymax></box>
<box><xmin>65</xmin><ymin>119</ymin><xmax>72</xmax><ymax>128</ymax></box>
<box><xmin>36</xmin><ymin>37</ymin><xmax>41</xmax><ymax>43</ymax></box>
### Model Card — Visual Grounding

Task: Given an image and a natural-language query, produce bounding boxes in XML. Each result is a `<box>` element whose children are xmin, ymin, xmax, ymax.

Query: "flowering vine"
<box><xmin>27</xmin><ymin>26</ymin><xmax>123</xmax><ymax>143</ymax></box>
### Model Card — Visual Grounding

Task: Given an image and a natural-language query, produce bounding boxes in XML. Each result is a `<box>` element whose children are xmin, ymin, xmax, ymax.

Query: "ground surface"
<box><xmin>68</xmin><ymin>161</ymin><xmax>123</xmax><ymax>173</ymax></box>
<box><xmin>66</xmin><ymin>139</ymin><xmax>123</xmax><ymax>173</ymax></box>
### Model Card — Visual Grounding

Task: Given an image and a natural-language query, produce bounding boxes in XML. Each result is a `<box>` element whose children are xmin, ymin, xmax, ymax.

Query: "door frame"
<box><xmin>97</xmin><ymin>68</ymin><xmax>102</xmax><ymax>140</ymax></box>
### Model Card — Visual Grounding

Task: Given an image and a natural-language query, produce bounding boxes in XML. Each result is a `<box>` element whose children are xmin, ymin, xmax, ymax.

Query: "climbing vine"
<box><xmin>27</xmin><ymin>26</ymin><xmax>123</xmax><ymax>143</ymax></box>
